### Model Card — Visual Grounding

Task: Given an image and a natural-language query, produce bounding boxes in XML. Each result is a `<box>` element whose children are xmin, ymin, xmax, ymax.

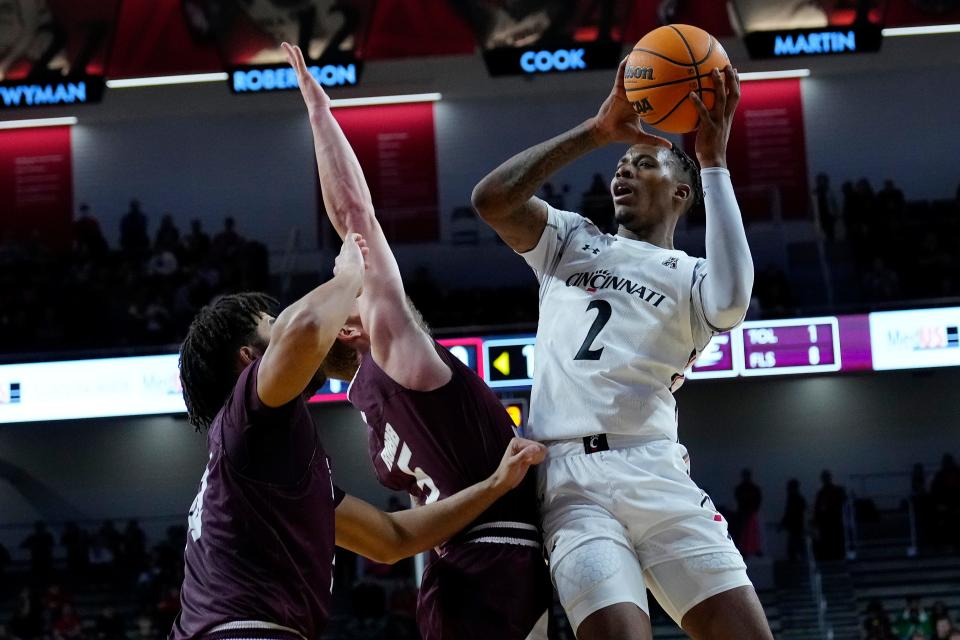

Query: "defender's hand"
<box><xmin>489</xmin><ymin>437</ymin><xmax>547</xmax><ymax>496</ymax></box>
<box><xmin>333</xmin><ymin>233</ymin><xmax>368</xmax><ymax>297</ymax></box>
<box><xmin>690</xmin><ymin>65</ymin><xmax>740</xmax><ymax>169</ymax></box>
<box><xmin>282</xmin><ymin>42</ymin><xmax>330</xmax><ymax>113</ymax></box>
<box><xmin>591</xmin><ymin>58</ymin><xmax>672</xmax><ymax>149</ymax></box>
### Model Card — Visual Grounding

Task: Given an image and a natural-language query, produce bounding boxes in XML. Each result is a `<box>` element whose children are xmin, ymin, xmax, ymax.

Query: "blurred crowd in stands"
<box><xmin>0</xmin><ymin>200</ymin><xmax>268</xmax><ymax>356</ymax></box>
<box><xmin>0</xmin><ymin>520</ymin><xmax>186</xmax><ymax>640</ymax></box>
<box><xmin>864</xmin><ymin>597</ymin><xmax>960</xmax><ymax>640</ymax></box>
<box><xmin>0</xmin><ymin>175</ymin><xmax>958</xmax><ymax>355</ymax></box>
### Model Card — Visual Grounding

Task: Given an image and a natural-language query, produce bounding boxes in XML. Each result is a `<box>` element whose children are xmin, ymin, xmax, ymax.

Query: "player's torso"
<box><xmin>348</xmin><ymin>345</ymin><xmax>535</xmax><ymax>521</ymax></box>
<box><xmin>529</xmin><ymin>229</ymin><xmax>699</xmax><ymax>442</ymax></box>
<box><xmin>175</xmin><ymin>413</ymin><xmax>337</xmax><ymax>639</ymax></box>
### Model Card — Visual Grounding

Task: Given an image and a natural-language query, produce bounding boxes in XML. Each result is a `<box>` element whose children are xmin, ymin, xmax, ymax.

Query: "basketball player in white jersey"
<box><xmin>472</xmin><ymin>61</ymin><xmax>773</xmax><ymax>640</ymax></box>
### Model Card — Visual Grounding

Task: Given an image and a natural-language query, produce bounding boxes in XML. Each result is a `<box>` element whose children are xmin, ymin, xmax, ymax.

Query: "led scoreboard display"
<box><xmin>483</xmin><ymin>337</ymin><xmax>537</xmax><ymax>389</ymax></box>
<box><xmin>738</xmin><ymin>318</ymin><xmax>841</xmax><ymax>376</ymax></box>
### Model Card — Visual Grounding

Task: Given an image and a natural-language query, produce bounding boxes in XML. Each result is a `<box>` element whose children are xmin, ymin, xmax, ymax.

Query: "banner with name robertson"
<box><xmin>482</xmin><ymin>40</ymin><xmax>621</xmax><ymax>77</ymax></box>
<box><xmin>0</xmin><ymin>75</ymin><xmax>106</xmax><ymax>110</ymax></box>
<box><xmin>229</xmin><ymin>54</ymin><xmax>363</xmax><ymax>94</ymax></box>
<box><xmin>744</xmin><ymin>25</ymin><xmax>882</xmax><ymax>59</ymax></box>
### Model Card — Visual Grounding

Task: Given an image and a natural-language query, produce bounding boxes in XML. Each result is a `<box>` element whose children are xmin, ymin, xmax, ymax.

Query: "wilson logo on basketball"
<box><xmin>633</xmin><ymin>98</ymin><xmax>654</xmax><ymax>115</ymax></box>
<box><xmin>625</xmin><ymin>65</ymin><xmax>655</xmax><ymax>80</ymax></box>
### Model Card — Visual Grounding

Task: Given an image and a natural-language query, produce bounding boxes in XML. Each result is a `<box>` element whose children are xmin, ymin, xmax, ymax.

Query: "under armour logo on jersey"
<box><xmin>662</xmin><ymin>257</ymin><xmax>679</xmax><ymax>269</ymax></box>
<box><xmin>582</xmin><ymin>244</ymin><xmax>601</xmax><ymax>255</ymax></box>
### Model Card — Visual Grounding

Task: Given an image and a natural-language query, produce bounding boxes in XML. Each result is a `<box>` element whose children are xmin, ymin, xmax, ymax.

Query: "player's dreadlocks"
<box><xmin>667</xmin><ymin>144</ymin><xmax>703</xmax><ymax>211</ymax></box>
<box><xmin>179</xmin><ymin>292</ymin><xmax>277</xmax><ymax>431</ymax></box>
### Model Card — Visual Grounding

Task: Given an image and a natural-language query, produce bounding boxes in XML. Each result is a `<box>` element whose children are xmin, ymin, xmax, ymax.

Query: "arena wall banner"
<box><xmin>0</xmin><ymin>124</ymin><xmax>73</xmax><ymax>250</ymax></box>
<box><xmin>317</xmin><ymin>101</ymin><xmax>439</xmax><ymax>246</ymax></box>
<box><xmin>687</xmin><ymin>78</ymin><xmax>810</xmax><ymax>222</ymax></box>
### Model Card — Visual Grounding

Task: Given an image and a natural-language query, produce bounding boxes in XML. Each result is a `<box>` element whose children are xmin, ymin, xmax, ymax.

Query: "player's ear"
<box><xmin>237</xmin><ymin>345</ymin><xmax>257</xmax><ymax>369</ymax></box>
<box><xmin>674</xmin><ymin>183</ymin><xmax>691</xmax><ymax>202</ymax></box>
<box><xmin>336</xmin><ymin>326</ymin><xmax>362</xmax><ymax>344</ymax></box>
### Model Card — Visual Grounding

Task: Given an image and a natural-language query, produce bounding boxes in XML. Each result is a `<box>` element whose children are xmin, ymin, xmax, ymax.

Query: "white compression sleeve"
<box><xmin>699</xmin><ymin>167</ymin><xmax>754</xmax><ymax>330</ymax></box>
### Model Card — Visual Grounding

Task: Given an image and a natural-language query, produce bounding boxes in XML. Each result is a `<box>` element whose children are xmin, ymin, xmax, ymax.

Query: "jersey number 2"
<box><xmin>574</xmin><ymin>300</ymin><xmax>612</xmax><ymax>360</ymax></box>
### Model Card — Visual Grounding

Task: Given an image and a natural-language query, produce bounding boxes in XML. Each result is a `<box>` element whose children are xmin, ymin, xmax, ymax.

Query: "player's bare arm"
<box><xmin>256</xmin><ymin>234</ymin><xmax>367</xmax><ymax>408</ymax></box>
<box><xmin>334</xmin><ymin>438</ymin><xmax>546</xmax><ymax>564</ymax></box>
<box><xmin>283</xmin><ymin>42</ymin><xmax>448</xmax><ymax>390</ymax></box>
<box><xmin>689</xmin><ymin>66</ymin><xmax>754</xmax><ymax>329</ymax></box>
<box><xmin>471</xmin><ymin>58</ymin><xmax>671</xmax><ymax>253</ymax></box>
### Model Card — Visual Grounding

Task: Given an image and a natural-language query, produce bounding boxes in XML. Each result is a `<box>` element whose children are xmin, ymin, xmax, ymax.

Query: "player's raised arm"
<box><xmin>256</xmin><ymin>234</ymin><xmax>366</xmax><ymax>408</ymax></box>
<box><xmin>471</xmin><ymin>58</ymin><xmax>671</xmax><ymax>253</ymax></box>
<box><xmin>689</xmin><ymin>66</ymin><xmax>754</xmax><ymax>329</ymax></box>
<box><xmin>282</xmin><ymin>43</ymin><xmax>448</xmax><ymax>389</ymax></box>
<box><xmin>334</xmin><ymin>438</ymin><xmax>545</xmax><ymax>564</ymax></box>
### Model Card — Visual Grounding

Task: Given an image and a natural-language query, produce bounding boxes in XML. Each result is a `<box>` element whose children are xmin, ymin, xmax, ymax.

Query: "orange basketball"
<box><xmin>624</xmin><ymin>24</ymin><xmax>729</xmax><ymax>134</ymax></box>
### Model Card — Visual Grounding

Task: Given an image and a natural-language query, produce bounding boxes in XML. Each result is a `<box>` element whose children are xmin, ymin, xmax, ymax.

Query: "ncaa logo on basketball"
<box><xmin>624</xmin><ymin>65</ymin><xmax>654</xmax><ymax>80</ymax></box>
<box><xmin>633</xmin><ymin>98</ymin><xmax>654</xmax><ymax>115</ymax></box>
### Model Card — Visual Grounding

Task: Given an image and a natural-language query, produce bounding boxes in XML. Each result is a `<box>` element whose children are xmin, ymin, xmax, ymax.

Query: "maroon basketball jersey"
<box><xmin>347</xmin><ymin>344</ymin><xmax>538</xmax><ymax>527</ymax></box>
<box><xmin>172</xmin><ymin>359</ymin><xmax>343</xmax><ymax>640</ymax></box>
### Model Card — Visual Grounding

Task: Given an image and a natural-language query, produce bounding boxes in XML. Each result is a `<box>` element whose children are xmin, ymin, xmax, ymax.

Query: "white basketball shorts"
<box><xmin>538</xmin><ymin>436</ymin><xmax>752</xmax><ymax>633</ymax></box>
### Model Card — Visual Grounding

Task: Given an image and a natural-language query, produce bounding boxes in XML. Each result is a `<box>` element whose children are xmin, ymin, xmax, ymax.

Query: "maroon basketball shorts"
<box><xmin>416</xmin><ymin>522</ymin><xmax>551</xmax><ymax>640</ymax></box>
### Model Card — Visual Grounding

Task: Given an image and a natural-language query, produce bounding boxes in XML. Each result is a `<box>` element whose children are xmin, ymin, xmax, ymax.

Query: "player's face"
<box><xmin>610</xmin><ymin>144</ymin><xmax>679</xmax><ymax>231</ymax></box>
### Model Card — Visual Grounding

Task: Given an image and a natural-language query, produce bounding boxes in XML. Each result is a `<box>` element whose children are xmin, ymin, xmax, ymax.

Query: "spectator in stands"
<box><xmin>931</xmin><ymin>454</ymin><xmax>960</xmax><ymax>549</ymax></box>
<box><xmin>878</xmin><ymin>178</ymin><xmax>905</xmax><ymax>212</ymax></box>
<box><xmin>813</xmin><ymin>470</ymin><xmax>848</xmax><ymax>561</ymax></box>
<box><xmin>87</xmin><ymin>534</ymin><xmax>115</xmax><ymax>583</ymax></box>
<box><xmin>51</xmin><ymin>603</ymin><xmax>81</xmax><ymax>640</ymax></box>
<box><xmin>95</xmin><ymin>608</ymin><xmax>126</xmax><ymax>640</ymax></box>
<box><xmin>779</xmin><ymin>478</ymin><xmax>807</xmax><ymax>562</ymax></box>
<box><xmin>895</xmin><ymin>597</ymin><xmax>933</xmax><ymax>640</ymax></box>
<box><xmin>734</xmin><ymin>468</ymin><xmax>763</xmax><ymax>558</ymax></box>
<box><xmin>180</xmin><ymin>219</ymin><xmax>210</xmax><ymax>265</ymax></box>
<box><xmin>132</xmin><ymin>615</ymin><xmax>158</xmax><ymax>640</ymax></box>
<box><xmin>935</xmin><ymin>617</ymin><xmax>957</xmax><ymax>640</ymax></box>
<box><xmin>754</xmin><ymin>264</ymin><xmax>794</xmax><ymax>318</ymax></box>
<box><xmin>60</xmin><ymin>522</ymin><xmax>88</xmax><ymax>581</ymax></box>
<box><xmin>20</xmin><ymin>522</ymin><xmax>54</xmax><ymax>582</ymax></box>
<box><xmin>0</xmin><ymin>542</ymin><xmax>10</xmax><ymax>582</ymax></box>
<box><xmin>912</xmin><ymin>463</ymin><xmax>931</xmax><ymax>549</ymax></box>
<box><xmin>74</xmin><ymin>203</ymin><xmax>109</xmax><ymax>258</ymax></box>
<box><xmin>864</xmin><ymin>599</ymin><xmax>895</xmax><ymax>640</ymax></box>
<box><xmin>120</xmin><ymin>199</ymin><xmax>150</xmax><ymax>256</ymax></box>
<box><xmin>862</xmin><ymin>257</ymin><xmax>902</xmax><ymax>302</ymax></box>
<box><xmin>813</xmin><ymin>173</ymin><xmax>839</xmax><ymax>242</ymax></box>
<box><xmin>211</xmin><ymin>216</ymin><xmax>243</xmax><ymax>260</ymax></box>
<box><xmin>123</xmin><ymin>519</ymin><xmax>147</xmax><ymax>576</ymax></box>
<box><xmin>154</xmin><ymin>214</ymin><xmax>181</xmax><ymax>253</ymax></box>
<box><xmin>8</xmin><ymin>589</ymin><xmax>43</xmax><ymax>640</ymax></box>
<box><xmin>154</xmin><ymin>585</ymin><xmax>181</xmax><ymax>632</ymax></box>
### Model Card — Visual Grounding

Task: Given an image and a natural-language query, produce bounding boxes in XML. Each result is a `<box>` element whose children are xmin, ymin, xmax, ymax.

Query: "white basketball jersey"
<box><xmin>521</xmin><ymin>206</ymin><xmax>716</xmax><ymax>443</ymax></box>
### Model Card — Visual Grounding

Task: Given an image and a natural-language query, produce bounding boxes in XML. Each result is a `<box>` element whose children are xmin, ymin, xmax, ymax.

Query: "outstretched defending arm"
<box><xmin>689</xmin><ymin>67</ymin><xmax>754</xmax><ymax>330</ymax></box>
<box><xmin>283</xmin><ymin>43</ymin><xmax>448</xmax><ymax>390</ymax></box>
<box><xmin>471</xmin><ymin>59</ymin><xmax>671</xmax><ymax>253</ymax></box>
<box><xmin>335</xmin><ymin>438</ymin><xmax>545</xmax><ymax>564</ymax></box>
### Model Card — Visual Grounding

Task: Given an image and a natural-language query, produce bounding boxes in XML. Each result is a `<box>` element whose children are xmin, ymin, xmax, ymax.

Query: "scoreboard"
<box><xmin>0</xmin><ymin>307</ymin><xmax>957</xmax><ymax>423</ymax></box>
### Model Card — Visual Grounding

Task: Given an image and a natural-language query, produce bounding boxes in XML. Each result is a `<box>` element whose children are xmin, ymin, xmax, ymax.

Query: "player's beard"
<box><xmin>320</xmin><ymin>339</ymin><xmax>361</xmax><ymax>382</ymax></box>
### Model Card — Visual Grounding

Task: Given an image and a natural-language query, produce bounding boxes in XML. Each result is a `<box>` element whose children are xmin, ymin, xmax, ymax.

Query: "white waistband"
<box><xmin>544</xmin><ymin>433</ymin><xmax>671</xmax><ymax>458</ymax></box>
<box><xmin>208</xmin><ymin>621</ymin><xmax>305</xmax><ymax>640</ymax></box>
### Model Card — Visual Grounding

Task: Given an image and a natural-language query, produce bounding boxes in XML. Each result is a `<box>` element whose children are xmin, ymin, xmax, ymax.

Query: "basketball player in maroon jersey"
<box><xmin>283</xmin><ymin>43</ymin><xmax>552</xmax><ymax>640</ymax></box>
<box><xmin>173</xmin><ymin>233</ymin><xmax>546</xmax><ymax>640</ymax></box>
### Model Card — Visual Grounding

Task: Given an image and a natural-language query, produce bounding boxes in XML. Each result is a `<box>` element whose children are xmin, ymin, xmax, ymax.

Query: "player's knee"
<box><xmin>576</xmin><ymin>602</ymin><xmax>652</xmax><ymax>640</ymax></box>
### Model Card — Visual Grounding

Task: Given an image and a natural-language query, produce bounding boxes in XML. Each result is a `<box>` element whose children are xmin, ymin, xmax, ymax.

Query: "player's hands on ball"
<box><xmin>690</xmin><ymin>65</ymin><xmax>740</xmax><ymax>169</ymax></box>
<box><xmin>489</xmin><ymin>437</ymin><xmax>547</xmax><ymax>495</ymax></box>
<box><xmin>591</xmin><ymin>58</ymin><xmax>672</xmax><ymax>148</ymax></box>
<box><xmin>282</xmin><ymin>42</ymin><xmax>330</xmax><ymax>114</ymax></box>
<box><xmin>334</xmin><ymin>233</ymin><xmax>368</xmax><ymax>297</ymax></box>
